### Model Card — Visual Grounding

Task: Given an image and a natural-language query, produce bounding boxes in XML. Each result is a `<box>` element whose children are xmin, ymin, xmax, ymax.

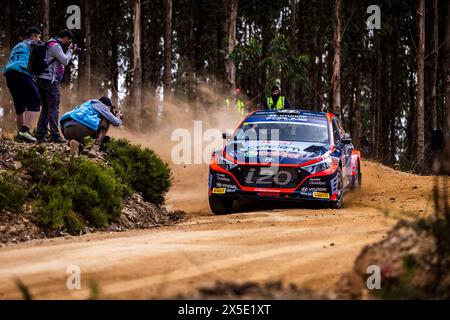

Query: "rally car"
<box><xmin>208</xmin><ymin>109</ymin><xmax>361</xmax><ymax>214</ymax></box>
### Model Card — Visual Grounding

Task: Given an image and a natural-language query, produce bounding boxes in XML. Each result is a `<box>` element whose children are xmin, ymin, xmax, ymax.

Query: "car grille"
<box><xmin>229</xmin><ymin>166</ymin><xmax>310</xmax><ymax>189</ymax></box>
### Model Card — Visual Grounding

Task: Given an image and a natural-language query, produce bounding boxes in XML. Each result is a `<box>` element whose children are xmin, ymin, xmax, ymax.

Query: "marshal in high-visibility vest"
<box><xmin>266</xmin><ymin>96</ymin><xmax>287</xmax><ymax>110</ymax></box>
<box><xmin>225</xmin><ymin>98</ymin><xmax>245</xmax><ymax>115</ymax></box>
<box><xmin>236</xmin><ymin>99</ymin><xmax>245</xmax><ymax>115</ymax></box>
<box><xmin>226</xmin><ymin>88</ymin><xmax>247</xmax><ymax>117</ymax></box>
<box><xmin>263</xmin><ymin>86</ymin><xmax>290</xmax><ymax>110</ymax></box>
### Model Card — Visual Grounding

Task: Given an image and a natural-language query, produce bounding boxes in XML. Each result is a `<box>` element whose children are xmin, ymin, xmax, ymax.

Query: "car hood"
<box><xmin>224</xmin><ymin>140</ymin><xmax>330</xmax><ymax>165</ymax></box>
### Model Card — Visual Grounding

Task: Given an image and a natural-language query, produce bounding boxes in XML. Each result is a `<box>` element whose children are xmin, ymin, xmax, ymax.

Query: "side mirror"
<box><xmin>341</xmin><ymin>135</ymin><xmax>352</xmax><ymax>145</ymax></box>
<box><xmin>222</xmin><ymin>132</ymin><xmax>232</xmax><ymax>140</ymax></box>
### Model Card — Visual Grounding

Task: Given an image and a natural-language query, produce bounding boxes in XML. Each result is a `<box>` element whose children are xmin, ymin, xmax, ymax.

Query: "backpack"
<box><xmin>27</xmin><ymin>40</ymin><xmax>56</xmax><ymax>75</ymax></box>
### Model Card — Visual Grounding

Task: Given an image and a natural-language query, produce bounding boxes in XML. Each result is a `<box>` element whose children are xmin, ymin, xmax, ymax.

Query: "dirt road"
<box><xmin>0</xmin><ymin>160</ymin><xmax>434</xmax><ymax>299</ymax></box>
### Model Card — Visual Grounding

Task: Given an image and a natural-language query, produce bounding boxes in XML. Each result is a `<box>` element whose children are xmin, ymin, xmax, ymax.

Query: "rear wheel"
<box><xmin>330</xmin><ymin>167</ymin><xmax>344</xmax><ymax>209</ymax></box>
<box><xmin>350</xmin><ymin>161</ymin><xmax>362</xmax><ymax>191</ymax></box>
<box><xmin>209</xmin><ymin>197</ymin><xmax>235</xmax><ymax>215</ymax></box>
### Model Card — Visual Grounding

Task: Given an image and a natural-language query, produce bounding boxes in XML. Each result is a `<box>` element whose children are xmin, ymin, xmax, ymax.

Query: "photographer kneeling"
<box><xmin>60</xmin><ymin>96</ymin><xmax>122</xmax><ymax>156</ymax></box>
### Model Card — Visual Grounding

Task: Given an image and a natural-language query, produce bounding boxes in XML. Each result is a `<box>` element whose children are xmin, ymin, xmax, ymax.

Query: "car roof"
<box><xmin>246</xmin><ymin>109</ymin><xmax>330</xmax><ymax>122</ymax></box>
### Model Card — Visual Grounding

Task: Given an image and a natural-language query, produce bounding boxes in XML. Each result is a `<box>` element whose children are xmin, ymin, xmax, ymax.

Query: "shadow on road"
<box><xmin>234</xmin><ymin>198</ymin><xmax>328</xmax><ymax>213</ymax></box>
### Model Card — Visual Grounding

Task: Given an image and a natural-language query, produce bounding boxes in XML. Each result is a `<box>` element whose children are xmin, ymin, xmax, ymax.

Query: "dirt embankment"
<box><xmin>0</xmin><ymin>137</ymin><xmax>184</xmax><ymax>245</ymax></box>
<box><xmin>336</xmin><ymin>210</ymin><xmax>450</xmax><ymax>300</ymax></box>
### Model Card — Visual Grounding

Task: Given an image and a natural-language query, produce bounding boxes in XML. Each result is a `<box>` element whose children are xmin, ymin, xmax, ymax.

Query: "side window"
<box><xmin>337</xmin><ymin>119</ymin><xmax>346</xmax><ymax>138</ymax></box>
<box><xmin>332</xmin><ymin>119</ymin><xmax>341</xmax><ymax>144</ymax></box>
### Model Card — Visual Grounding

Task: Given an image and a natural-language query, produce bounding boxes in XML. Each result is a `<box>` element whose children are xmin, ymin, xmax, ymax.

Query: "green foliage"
<box><xmin>0</xmin><ymin>173</ymin><xmax>27</xmax><ymax>211</ymax></box>
<box><xmin>18</xmin><ymin>149</ymin><xmax>130</xmax><ymax>234</ymax></box>
<box><xmin>261</xmin><ymin>34</ymin><xmax>310</xmax><ymax>89</ymax></box>
<box><xmin>104</xmin><ymin>139</ymin><xmax>172</xmax><ymax>205</ymax></box>
<box><xmin>13</xmin><ymin>140</ymin><xmax>171</xmax><ymax>234</ymax></box>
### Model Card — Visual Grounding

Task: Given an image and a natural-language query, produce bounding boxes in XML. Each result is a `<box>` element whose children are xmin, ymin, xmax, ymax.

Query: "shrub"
<box><xmin>14</xmin><ymin>140</ymin><xmax>171</xmax><ymax>234</ymax></box>
<box><xmin>0</xmin><ymin>173</ymin><xmax>27</xmax><ymax>210</ymax></box>
<box><xmin>104</xmin><ymin>139</ymin><xmax>172</xmax><ymax>205</ymax></box>
<box><xmin>18</xmin><ymin>150</ymin><xmax>130</xmax><ymax>234</ymax></box>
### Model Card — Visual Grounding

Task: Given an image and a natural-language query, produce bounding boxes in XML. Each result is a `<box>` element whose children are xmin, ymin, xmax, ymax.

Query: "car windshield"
<box><xmin>234</xmin><ymin>121</ymin><xmax>329</xmax><ymax>143</ymax></box>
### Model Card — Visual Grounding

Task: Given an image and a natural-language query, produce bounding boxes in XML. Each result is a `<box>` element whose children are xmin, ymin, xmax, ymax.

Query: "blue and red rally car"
<box><xmin>208</xmin><ymin>109</ymin><xmax>362</xmax><ymax>214</ymax></box>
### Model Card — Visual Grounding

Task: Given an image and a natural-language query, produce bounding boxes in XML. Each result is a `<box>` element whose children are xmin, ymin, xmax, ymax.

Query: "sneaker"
<box><xmin>87</xmin><ymin>144</ymin><xmax>104</xmax><ymax>160</ymax></box>
<box><xmin>17</xmin><ymin>131</ymin><xmax>37</xmax><ymax>143</ymax></box>
<box><xmin>69</xmin><ymin>140</ymin><xmax>80</xmax><ymax>156</ymax></box>
<box><xmin>51</xmin><ymin>136</ymin><xmax>67</xmax><ymax>144</ymax></box>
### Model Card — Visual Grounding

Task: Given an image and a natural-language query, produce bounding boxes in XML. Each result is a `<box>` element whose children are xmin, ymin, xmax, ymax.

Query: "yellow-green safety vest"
<box><xmin>267</xmin><ymin>96</ymin><xmax>286</xmax><ymax>110</ymax></box>
<box><xmin>225</xmin><ymin>98</ymin><xmax>231</xmax><ymax>109</ymax></box>
<box><xmin>236</xmin><ymin>99</ymin><xmax>245</xmax><ymax>115</ymax></box>
<box><xmin>225</xmin><ymin>98</ymin><xmax>245</xmax><ymax>115</ymax></box>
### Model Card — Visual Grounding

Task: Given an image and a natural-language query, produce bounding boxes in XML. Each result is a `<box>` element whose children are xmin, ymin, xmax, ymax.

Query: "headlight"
<box><xmin>211</xmin><ymin>152</ymin><xmax>239</xmax><ymax>171</ymax></box>
<box><xmin>218</xmin><ymin>156</ymin><xmax>239</xmax><ymax>171</ymax></box>
<box><xmin>302</xmin><ymin>157</ymin><xmax>331</xmax><ymax>174</ymax></box>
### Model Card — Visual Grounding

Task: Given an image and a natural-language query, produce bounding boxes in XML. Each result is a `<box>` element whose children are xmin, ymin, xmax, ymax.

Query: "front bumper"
<box><xmin>208</xmin><ymin>165</ymin><xmax>339</xmax><ymax>202</ymax></box>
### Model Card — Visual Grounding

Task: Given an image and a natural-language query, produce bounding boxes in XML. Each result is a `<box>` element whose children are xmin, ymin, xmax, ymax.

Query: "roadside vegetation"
<box><xmin>0</xmin><ymin>173</ymin><xmax>27</xmax><ymax>211</ymax></box>
<box><xmin>0</xmin><ymin>138</ymin><xmax>173</xmax><ymax>235</ymax></box>
<box><xmin>103</xmin><ymin>139</ymin><xmax>172</xmax><ymax>205</ymax></box>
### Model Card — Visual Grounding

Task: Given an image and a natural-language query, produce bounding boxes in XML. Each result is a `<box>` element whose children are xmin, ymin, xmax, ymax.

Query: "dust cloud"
<box><xmin>108</xmin><ymin>85</ymin><xmax>244</xmax><ymax>213</ymax></box>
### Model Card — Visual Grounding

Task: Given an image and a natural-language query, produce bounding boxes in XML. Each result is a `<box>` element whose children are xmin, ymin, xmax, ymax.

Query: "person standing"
<box><xmin>2</xmin><ymin>27</ymin><xmax>42</xmax><ymax>143</ymax></box>
<box><xmin>225</xmin><ymin>88</ymin><xmax>247</xmax><ymax>117</ymax></box>
<box><xmin>36</xmin><ymin>29</ymin><xmax>77</xmax><ymax>143</ymax></box>
<box><xmin>262</xmin><ymin>86</ymin><xmax>290</xmax><ymax>110</ymax></box>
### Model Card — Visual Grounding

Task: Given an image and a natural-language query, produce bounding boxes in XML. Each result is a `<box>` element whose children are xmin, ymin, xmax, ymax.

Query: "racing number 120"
<box><xmin>245</xmin><ymin>168</ymin><xmax>292</xmax><ymax>186</ymax></box>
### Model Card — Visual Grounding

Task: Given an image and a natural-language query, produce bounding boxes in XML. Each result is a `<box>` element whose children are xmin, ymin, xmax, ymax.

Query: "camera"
<box><xmin>111</xmin><ymin>106</ymin><xmax>123</xmax><ymax>120</ymax></box>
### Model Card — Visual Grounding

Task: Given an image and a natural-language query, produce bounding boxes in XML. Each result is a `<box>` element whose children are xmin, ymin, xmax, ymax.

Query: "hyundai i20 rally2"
<box><xmin>208</xmin><ymin>109</ymin><xmax>362</xmax><ymax>214</ymax></box>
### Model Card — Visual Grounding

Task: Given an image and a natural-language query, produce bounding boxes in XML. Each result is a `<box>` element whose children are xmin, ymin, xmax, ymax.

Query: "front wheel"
<box><xmin>330</xmin><ymin>167</ymin><xmax>344</xmax><ymax>209</ymax></box>
<box><xmin>209</xmin><ymin>197</ymin><xmax>235</xmax><ymax>215</ymax></box>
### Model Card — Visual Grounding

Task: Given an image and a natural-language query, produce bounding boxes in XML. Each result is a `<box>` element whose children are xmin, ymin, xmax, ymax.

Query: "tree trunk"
<box><xmin>309</xmin><ymin>28</ymin><xmax>318</xmax><ymax>110</ymax></box>
<box><xmin>430</xmin><ymin>0</ymin><xmax>438</xmax><ymax>130</ymax></box>
<box><xmin>0</xmin><ymin>0</ymin><xmax>12</xmax><ymax>131</ymax></box>
<box><xmin>261</xmin><ymin>21</ymin><xmax>270</xmax><ymax>92</ymax></box>
<box><xmin>224</xmin><ymin>0</ymin><xmax>238</xmax><ymax>94</ymax></box>
<box><xmin>317</xmin><ymin>50</ymin><xmax>324</xmax><ymax>111</ymax></box>
<box><xmin>371</xmin><ymin>30</ymin><xmax>381</xmax><ymax>157</ymax></box>
<box><xmin>111</xmin><ymin>0</ymin><xmax>120</xmax><ymax>106</ymax></box>
<box><xmin>43</xmin><ymin>0</ymin><xmax>50</xmax><ymax>40</ymax></box>
<box><xmin>215</xmin><ymin>4</ymin><xmax>225</xmax><ymax>86</ymax></box>
<box><xmin>4</xmin><ymin>0</ymin><xmax>11</xmax><ymax>51</ymax></box>
<box><xmin>389</xmin><ymin>48</ymin><xmax>399</xmax><ymax>164</ymax></box>
<box><xmin>163</xmin><ymin>0</ymin><xmax>172</xmax><ymax>101</ymax></box>
<box><xmin>445</xmin><ymin>0</ymin><xmax>450</xmax><ymax>132</ymax></box>
<box><xmin>416</xmin><ymin>0</ymin><xmax>425</xmax><ymax>168</ymax></box>
<box><xmin>82</xmin><ymin>0</ymin><xmax>92</xmax><ymax>98</ymax></box>
<box><xmin>132</xmin><ymin>0</ymin><xmax>142</xmax><ymax>119</ymax></box>
<box><xmin>407</xmin><ymin>68</ymin><xmax>417</xmax><ymax>162</ymax></box>
<box><xmin>331</xmin><ymin>0</ymin><xmax>341</xmax><ymax>115</ymax></box>
<box><xmin>353</xmin><ymin>57</ymin><xmax>362</xmax><ymax>148</ymax></box>
<box><xmin>187</xmin><ymin>0</ymin><xmax>196</xmax><ymax>104</ymax></box>
<box><xmin>289</xmin><ymin>0</ymin><xmax>297</xmax><ymax>106</ymax></box>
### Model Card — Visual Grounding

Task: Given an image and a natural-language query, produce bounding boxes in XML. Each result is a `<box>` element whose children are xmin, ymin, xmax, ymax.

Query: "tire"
<box><xmin>209</xmin><ymin>197</ymin><xmax>235</xmax><ymax>215</ymax></box>
<box><xmin>330</xmin><ymin>167</ymin><xmax>344</xmax><ymax>209</ymax></box>
<box><xmin>350</xmin><ymin>161</ymin><xmax>362</xmax><ymax>191</ymax></box>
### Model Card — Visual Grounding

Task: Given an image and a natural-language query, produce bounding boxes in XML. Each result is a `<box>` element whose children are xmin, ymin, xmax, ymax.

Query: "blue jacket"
<box><xmin>2</xmin><ymin>39</ymin><xmax>32</xmax><ymax>77</ymax></box>
<box><xmin>61</xmin><ymin>99</ymin><xmax>122</xmax><ymax>131</ymax></box>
